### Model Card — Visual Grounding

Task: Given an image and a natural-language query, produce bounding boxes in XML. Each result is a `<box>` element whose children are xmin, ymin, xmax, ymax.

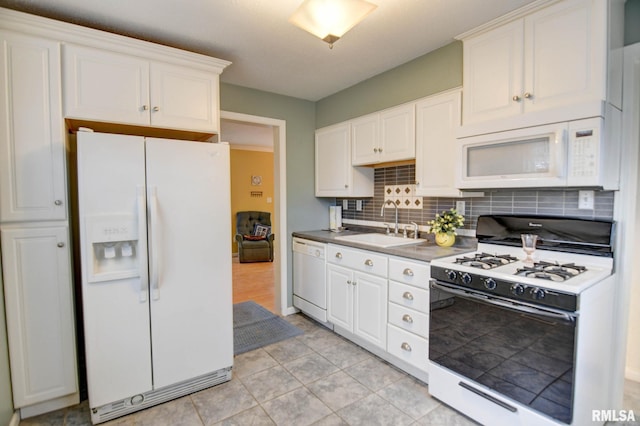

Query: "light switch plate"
<box><xmin>456</xmin><ymin>201</ymin><xmax>466</xmax><ymax>216</ymax></box>
<box><xmin>356</xmin><ymin>200</ymin><xmax>363</xmax><ymax>211</ymax></box>
<box><xmin>342</xmin><ymin>199</ymin><xmax>349</xmax><ymax>210</ymax></box>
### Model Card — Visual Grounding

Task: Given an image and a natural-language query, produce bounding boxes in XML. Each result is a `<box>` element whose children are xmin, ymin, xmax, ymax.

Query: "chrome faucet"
<box><xmin>380</xmin><ymin>200</ymin><xmax>399</xmax><ymax>235</ymax></box>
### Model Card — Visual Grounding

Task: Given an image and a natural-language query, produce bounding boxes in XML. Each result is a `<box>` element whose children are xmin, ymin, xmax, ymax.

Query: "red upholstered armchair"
<box><xmin>235</xmin><ymin>211</ymin><xmax>274</xmax><ymax>263</ymax></box>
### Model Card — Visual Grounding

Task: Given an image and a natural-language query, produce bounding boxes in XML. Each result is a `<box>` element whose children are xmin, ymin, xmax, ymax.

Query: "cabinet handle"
<box><xmin>335</xmin><ymin>252</ymin><xmax>342</xmax><ymax>259</ymax></box>
<box><xmin>57</xmin><ymin>242</ymin><xmax>65</xmax><ymax>248</ymax></box>
<box><xmin>141</xmin><ymin>105</ymin><xmax>149</xmax><ymax>111</ymax></box>
<box><xmin>512</xmin><ymin>95</ymin><xmax>521</xmax><ymax>102</ymax></box>
<box><xmin>347</xmin><ymin>280</ymin><xmax>352</xmax><ymax>285</ymax></box>
<box><xmin>402</xmin><ymin>314</ymin><xmax>413</xmax><ymax>323</ymax></box>
<box><xmin>344</xmin><ymin>184</ymin><xmax>349</xmax><ymax>188</ymax></box>
<box><xmin>378</xmin><ymin>147</ymin><xmax>383</xmax><ymax>153</ymax></box>
<box><xmin>153</xmin><ymin>106</ymin><xmax>160</xmax><ymax>112</ymax></box>
<box><xmin>401</xmin><ymin>342</ymin><xmax>412</xmax><ymax>352</ymax></box>
<box><xmin>364</xmin><ymin>259</ymin><xmax>373</xmax><ymax>267</ymax></box>
<box><xmin>402</xmin><ymin>291</ymin><xmax>414</xmax><ymax>300</ymax></box>
<box><xmin>524</xmin><ymin>92</ymin><xmax>532</xmax><ymax>99</ymax></box>
<box><xmin>403</xmin><ymin>268</ymin><xmax>414</xmax><ymax>277</ymax></box>
<box><xmin>54</xmin><ymin>199</ymin><xmax>62</xmax><ymax>206</ymax></box>
<box><xmin>373</xmin><ymin>148</ymin><xmax>378</xmax><ymax>153</ymax></box>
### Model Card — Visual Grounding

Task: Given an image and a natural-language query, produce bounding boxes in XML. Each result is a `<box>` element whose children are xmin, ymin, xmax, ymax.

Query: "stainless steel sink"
<box><xmin>334</xmin><ymin>233</ymin><xmax>427</xmax><ymax>248</ymax></box>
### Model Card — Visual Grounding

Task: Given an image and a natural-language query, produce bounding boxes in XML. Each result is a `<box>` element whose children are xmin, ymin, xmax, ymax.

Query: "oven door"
<box><xmin>429</xmin><ymin>280</ymin><xmax>577</xmax><ymax>425</ymax></box>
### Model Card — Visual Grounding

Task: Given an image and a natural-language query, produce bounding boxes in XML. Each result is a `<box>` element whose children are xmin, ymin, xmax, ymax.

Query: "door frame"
<box><xmin>220</xmin><ymin>111</ymin><xmax>291</xmax><ymax>315</ymax></box>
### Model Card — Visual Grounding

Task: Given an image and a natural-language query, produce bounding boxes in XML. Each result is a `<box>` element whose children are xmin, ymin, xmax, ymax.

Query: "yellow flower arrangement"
<box><xmin>427</xmin><ymin>208</ymin><xmax>465</xmax><ymax>235</ymax></box>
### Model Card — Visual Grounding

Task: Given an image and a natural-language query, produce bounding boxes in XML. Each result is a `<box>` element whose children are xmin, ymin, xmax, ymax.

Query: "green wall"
<box><xmin>626</xmin><ymin>0</ymin><xmax>640</xmax><ymax>45</ymax></box>
<box><xmin>220</xmin><ymin>83</ymin><xmax>331</xmax><ymax>307</ymax></box>
<box><xmin>316</xmin><ymin>41</ymin><xmax>463</xmax><ymax>128</ymax></box>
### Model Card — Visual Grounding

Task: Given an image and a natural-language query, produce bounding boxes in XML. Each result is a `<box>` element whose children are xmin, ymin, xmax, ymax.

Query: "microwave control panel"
<box><xmin>567</xmin><ymin>117</ymin><xmax>602</xmax><ymax>186</ymax></box>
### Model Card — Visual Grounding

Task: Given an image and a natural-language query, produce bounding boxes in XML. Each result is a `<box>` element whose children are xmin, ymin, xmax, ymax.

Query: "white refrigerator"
<box><xmin>76</xmin><ymin>131</ymin><xmax>233</xmax><ymax>423</ymax></box>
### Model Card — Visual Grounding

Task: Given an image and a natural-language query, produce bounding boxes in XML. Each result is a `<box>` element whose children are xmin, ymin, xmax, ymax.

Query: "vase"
<box><xmin>435</xmin><ymin>233</ymin><xmax>455</xmax><ymax>247</ymax></box>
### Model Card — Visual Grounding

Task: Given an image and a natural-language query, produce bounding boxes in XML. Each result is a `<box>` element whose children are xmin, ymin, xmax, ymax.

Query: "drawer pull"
<box><xmin>402</xmin><ymin>314</ymin><xmax>413</xmax><ymax>323</ymax></box>
<box><xmin>402</xmin><ymin>291</ymin><xmax>414</xmax><ymax>301</ymax></box>
<box><xmin>335</xmin><ymin>252</ymin><xmax>342</xmax><ymax>259</ymax></box>
<box><xmin>57</xmin><ymin>242</ymin><xmax>65</xmax><ymax>248</ymax></box>
<box><xmin>403</xmin><ymin>268</ymin><xmax>414</xmax><ymax>277</ymax></box>
<box><xmin>364</xmin><ymin>259</ymin><xmax>373</xmax><ymax>267</ymax></box>
<box><xmin>401</xmin><ymin>342</ymin><xmax>412</xmax><ymax>352</ymax></box>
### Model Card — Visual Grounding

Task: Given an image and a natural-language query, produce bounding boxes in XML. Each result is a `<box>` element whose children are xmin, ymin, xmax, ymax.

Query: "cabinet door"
<box><xmin>1</xmin><ymin>226</ymin><xmax>77</xmax><ymax>407</ymax></box>
<box><xmin>523</xmin><ymin>0</ymin><xmax>605</xmax><ymax>113</ymax></box>
<box><xmin>379</xmin><ymin>103</ymin><xmax>415</xmax><ymax>162</ymax></box>
<box><xmin>0</xmin><ymin>32</ymin><xmax>67</xmax><ymax>222</ymax></box>
<box><xmin>326</xmin><ymin>264</ymin><xmax>353</xmax><ymax>331</ymax></box>
<box><xmin>462</xmin><ymin>19</ymin><xmax>524</xmax><ymax>125</ymax></box>
<box><xmin>315</xmin><ymin>123</ymin><xmax>352</xmax><ymax>197</ymax></box>
<box><xmin>415</xmin><ymin>90</ymin><xmax>467</xmax><ymax>197</ymax></box>
<box><xmin>351</xmin><ymin>113</ymin><xmax>379</xmax><ymax>165</ymax></box>
<box><xmin>149</xmin><ymin>62</ymin><xmax>219</xmax><ymax>132</ymax></box>
<box><xmin>63</xmin><ymin>44</ymin><xmax>150</xmax><ymax>125</ymax></box>
<box><xmin>353</xmin><ymin>272</ymin><xmax>387</xmax><ymax>349</ymax></box>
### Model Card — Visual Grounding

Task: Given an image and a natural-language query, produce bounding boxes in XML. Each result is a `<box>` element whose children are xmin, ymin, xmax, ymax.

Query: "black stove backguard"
<box><xmin>475</xmin><ymin>215</ymin><xmax>615</xmax><ymax>257</ymax></box>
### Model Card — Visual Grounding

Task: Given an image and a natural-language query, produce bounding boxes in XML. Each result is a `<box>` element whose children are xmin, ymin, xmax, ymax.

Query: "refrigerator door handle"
<box><xmin>149</xmin><ymin>186</ymin><xmax>160</xmax><ymax>300</ymax></box>
<box><xmin>137</xmin><ymin>186</ymin><xmax>149</xmax><ymax>302</ymax></box>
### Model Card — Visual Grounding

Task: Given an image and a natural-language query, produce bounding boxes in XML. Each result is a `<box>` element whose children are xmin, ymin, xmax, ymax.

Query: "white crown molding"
<box><xmin>0</xmin><ymin>7</ymin><xmax>231</xmax><ymax>73</ymax></box>
<box><xmin>455</xmin><ymin>0</ymin><xmax>559</xmax><ymax>40</ymax></box>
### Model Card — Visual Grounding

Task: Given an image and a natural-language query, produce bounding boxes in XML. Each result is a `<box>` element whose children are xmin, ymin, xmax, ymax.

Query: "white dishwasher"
<box><xmin>293</xmin><ymin>237</ymin><xmax>327</xmax><ymax>323</ymax></box>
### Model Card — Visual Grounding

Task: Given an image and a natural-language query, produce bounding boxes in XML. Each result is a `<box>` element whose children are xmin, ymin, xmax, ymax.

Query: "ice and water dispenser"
<box><xmin>85</xmin><ymin>214</ymin><xmax>142</xmax><ymax>283</ymax></box>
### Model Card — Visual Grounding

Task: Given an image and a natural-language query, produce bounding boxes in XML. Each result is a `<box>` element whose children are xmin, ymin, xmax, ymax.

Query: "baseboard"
<box><xmin>9</xmin><ymin>411</ymin><xmax>20</xmax><ymax>426</ymax></box>
<box><xmin>625</xmin><ymin>367</ymin><xmax>640</xmax><ymax>383</ymax></box>
<box><xmin>281</xmin><ymin>306</ymin><xmax>298</xmax><ymax>316</ymax></box>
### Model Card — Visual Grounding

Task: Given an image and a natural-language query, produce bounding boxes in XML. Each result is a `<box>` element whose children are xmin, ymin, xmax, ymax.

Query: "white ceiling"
<box><xmin>0</xmin><ymin>0</ymin><xmax>537</xmax><ymax>149</ymax></box>
<box><xmin>0</xmin><ymin>0</ymin><xmax>536</xmax><ymax>102</ymax></box>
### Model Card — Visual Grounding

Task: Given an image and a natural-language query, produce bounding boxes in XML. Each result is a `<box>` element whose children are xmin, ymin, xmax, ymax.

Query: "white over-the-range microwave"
<box><xmin>456</xmin><ymin>116</ymin><xmax>621</xmax><ymax>190</ymax></box>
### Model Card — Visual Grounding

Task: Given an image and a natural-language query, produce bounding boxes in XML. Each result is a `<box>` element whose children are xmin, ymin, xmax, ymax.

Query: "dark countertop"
<box><xmin>292</xmin><ymin>228</ymin><xmax>477</xmax><ymax>263</ymax></box>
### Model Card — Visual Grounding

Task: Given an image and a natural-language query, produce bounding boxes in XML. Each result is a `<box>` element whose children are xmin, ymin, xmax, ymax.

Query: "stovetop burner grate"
<box><xmin>454</xmin><ymin>252</ymin><xmax>518</xmax><ymax>269</ymax></box>
<box><xmin>515</xmin><ymin>261</ymin><xmax>587</xmax><ymax>282</ymax></box>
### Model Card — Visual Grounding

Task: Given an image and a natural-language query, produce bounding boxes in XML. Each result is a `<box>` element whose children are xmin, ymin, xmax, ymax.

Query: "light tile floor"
<box><xmin>20</xmin><ymin>313</ymin><xmax>640</xmax><ymax>426</ymax></box>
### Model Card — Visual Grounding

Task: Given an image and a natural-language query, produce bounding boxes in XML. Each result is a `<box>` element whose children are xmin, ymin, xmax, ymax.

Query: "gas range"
<box><xmin>428</xmin><ymin>215</ymin><xmax>617</xmax><ymax>426</ymax></box>
<box><xmin>430</xmin><ymin>242</ymin><xmax>614</xmax><ymax>312</ymax></box>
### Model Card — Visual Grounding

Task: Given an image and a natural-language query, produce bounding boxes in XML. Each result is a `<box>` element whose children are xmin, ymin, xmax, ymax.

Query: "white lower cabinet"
<box><xmin>325</xmin><ymin>244</ymin><xmax>432</xmax><ymax>379</ymax></box>
<box><xmin>0</xmin><ymin>225</ymin><xmax>78</xmax><ymax>410</ymax></box>
<box><xmin>386</xmin><ymin>257</ymin><xmax>431</xmax><ymax>373</ymax></box>
<box><xmin>327</xmin><ymin>245</ymin><xmax>387</xmax><ymax>349</ymax></box>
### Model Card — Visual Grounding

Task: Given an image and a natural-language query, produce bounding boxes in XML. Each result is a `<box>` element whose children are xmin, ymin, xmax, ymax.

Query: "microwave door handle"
<box><xmin>429</xmin><ymin>280</ymin><xmax>576</xmax><ymax>323</ymax></box>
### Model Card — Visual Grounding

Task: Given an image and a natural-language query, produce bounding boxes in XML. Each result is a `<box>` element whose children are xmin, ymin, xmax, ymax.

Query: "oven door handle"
<box><xmin>430</xmin><ymin>280</ymin><xmax>577</xmax><ymax>323</ymax></box>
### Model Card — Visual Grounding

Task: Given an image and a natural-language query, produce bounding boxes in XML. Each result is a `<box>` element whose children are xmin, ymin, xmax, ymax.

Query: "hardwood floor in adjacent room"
<box><xmin>232</xmin><ymin>256</ymin><xmax>275</xmax><ymax>313</ymax></box>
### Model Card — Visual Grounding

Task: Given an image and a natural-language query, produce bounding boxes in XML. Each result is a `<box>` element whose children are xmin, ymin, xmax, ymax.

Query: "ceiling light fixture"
<box><xmin>289</xmin><ymin>0</ymin><xmax>377</xmax><ymax>49</ymax></box>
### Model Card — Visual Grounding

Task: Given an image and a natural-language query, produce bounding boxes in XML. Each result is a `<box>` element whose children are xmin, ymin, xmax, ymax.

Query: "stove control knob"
<box><xmin>462</xmin><ymin>273</ymin><xmax>472</xmax><ymax>285</ymax></box>
<box><xmin>510</xmin><ymin>284</ymin><xmax>525</xmax><ymax>296</ymax></box>
<box><xmin>447</xmin><ymin>270</ymin><xmax>457</xmax><ymax>281</ymax></box>
<box><xmin>484</xmin><ymin>278</ymin><xmax>497</xmax><ymax>290</ymax></box>
<box><xmin>530</xmin><ymin>287</ymin><xmax>546</xmax><ymax>300</ymax></box>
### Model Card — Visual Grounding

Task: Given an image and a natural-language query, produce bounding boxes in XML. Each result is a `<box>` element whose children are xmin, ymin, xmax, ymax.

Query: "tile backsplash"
<box><xmin>337</xmin><ymin>164</ymin><xmax>615</xmax><ymax>231</ymax></box>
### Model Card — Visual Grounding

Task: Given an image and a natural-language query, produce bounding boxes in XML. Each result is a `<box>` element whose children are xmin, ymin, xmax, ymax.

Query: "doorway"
<box><xmin>220</xmin><ymin>111</ymin><xmax>288</xmax><ymax>316</ymax></box>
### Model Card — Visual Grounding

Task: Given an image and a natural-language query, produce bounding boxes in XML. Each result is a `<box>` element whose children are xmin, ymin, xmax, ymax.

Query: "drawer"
<box><xmin>328</xmin><ymin>244</ymin><xmax>387</xmax><ymax>277</ymax></box>
<box><xmin>388</xmin><ymin>303</ymin><xmax>428</xmax><ymax>338</ymax></box>
<box><xmin>387</xmin><ymin>324</ymin><xmax>429</xmax><ymax>372</ymax></box>
<box><xmin>388</xmin><ymin>281</ymin><xmax>429</xmax><ymax>314</ymax></box>
<box><xmin>388</xmin><ymin>257</ymin><xmax>430</xmax><ymax>289</ymax></box>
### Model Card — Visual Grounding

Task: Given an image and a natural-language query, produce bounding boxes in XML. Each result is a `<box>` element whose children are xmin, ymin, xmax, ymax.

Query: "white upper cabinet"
<box><xmin>63</xmin><ymin>44</ymin><xmax>221</xmax><ymax>133</ymax></box>
<box><xmin>461</xmin><ymin>0</ymin><xmax>607</xmax><ymax>133</ymax></box>
<box><xmin>0</xmin><ymin>31</ymin><xmax>67</xmax><ymax>222</ymax></box>
<box><xmin>415</xmin><ymin>89</ymin><xmax>482</xmax><ymax>198</ymax></box>
<box><xmin>315</xmin><ymin>122</ymin><xmax>374</xmax><ymax>197</ymax></box>
<box><xmin>352</xmin><ymin>103</ymin><xmax>415</xmax><ymax>165</ymax></box>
